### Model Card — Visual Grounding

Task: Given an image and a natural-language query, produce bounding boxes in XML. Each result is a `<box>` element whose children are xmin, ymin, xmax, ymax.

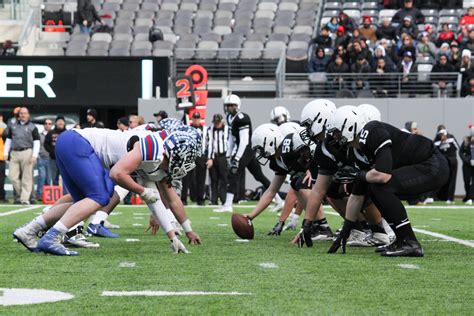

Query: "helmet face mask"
<box><xmin>255</xmin><ymin>145</ymin><xmax>271</xmax><ymax>166</ymax></box>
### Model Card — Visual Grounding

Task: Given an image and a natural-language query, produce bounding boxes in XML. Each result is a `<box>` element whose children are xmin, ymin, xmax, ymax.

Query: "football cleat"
<box><xmin>37</xmin><ymin>228</ymin><xmax>79</xmax><ymax>256</ymax></box>
<box><xmin>213</xmin><ymin>205</ymin><xmax>233</xmax><ymax>213</ymax></box>
<box><xmin>380</xmin><ymin>238</ymin><xmax>424</xmax><ymax>257</ymax></box>
<box><xmin>12</xmin><ymin>226</ymin><xmax>39</xmax><ymax>252</ymax></box>
<box><xmin>269</xmin><ymin>201</ymin><xmax>284</xmax><ymax>213</ymax></box>
<box><xmin>424</xmin><ymin>197</ymin><xmax>434</xmax><ymax>204</ymax></box>
<box><xmin>311</xmin><ymin>225</ymin><xmax>334</xmax><ymax>241</ymax></box>
<box><xmin>349</xmin><ymin>232</ymin><xmax>391</xmax><ymax>247</ymax></box>
<box><xmin>63</xmin><ymin>233</ymin><xmax>100</xmax><ymax>249</ymax></box>
<box><xmin>103</xmin><ymin>219</ymin><xmax>120</xmax><ymax>229</ymax></box>
<box><xmin>346</xmin><ymin>229</ymin><xmax>369</xmax><ymax>246</ymax></box>
<box><xmin>87</xmin><ymin>222</ymin><xmax>119</xmax><ymax>238</ymax></box>
<box><xmin>465</xmin><ymin>199</ymin><xmax>472</xmax><ymax>205</ymax></box>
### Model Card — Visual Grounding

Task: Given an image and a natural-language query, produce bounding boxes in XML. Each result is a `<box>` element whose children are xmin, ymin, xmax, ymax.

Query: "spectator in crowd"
<box><xmin>461</xmin><ymin>28</ymin><xmax>474</xmax><ymax>54</ymax></box>
<box><xmin>459</xmin><ymin>127</ymin><xmax>474</xmax><ymax>204</ymax></box>
<box><xmin>335</xmin><ymin>26</ymin><xmax>350</xmax><ymax>48</ymax></box>
<box><xmin>462</xmin><ymin>75</ymin><xmax>474</xmax><ymax>97</ymax></box>
<box><xmin>0</xmin><ymin>114</ymin><xmax>7</xmax><ymax>202</ymax></box>
<box><xmin>416</xmin><ymin>31</ymin><xmax>437</xmax><ymax>60</ymax></box>
<box><xmin>45</xmin><ymin>116</ymin><xmax>67</xmax><ymax>186</ymax></box>
<box><xmin>310</xmin><ymin>26</ymin><xmax>332</xmax><ymax>49</ymax></box>
<box><xmin>1</xmin><ymin>40</ymin><xmax>16</xmax><ymax>56</ymax></box>
<box><xmin>327</xmin><ymin>54</ymin><xmax>350</xmax><ymax>90</ymax></box>
<box><xmin>3</xmin><ymin>107</ymin><xmax>40</xmax><ymax>205</ymax></box>
<box><xmin>36</xmin><ymin>119</ymin><xmax>52</xmax><ymax>200</ymax></box>
<box><xmin>376</xmin><ymin>18</ymin><xmax>398</xmax><ymax>41</ymax></box>
<box><xmin>371</xmin><ymin>45</ymin><xmax>395</xmax><ymax>70</ymax></box>
<box><xmin>349</xmin><ymin>28</ymin><xmax>362</xmax><ymax>44</ymax></box>
<box><xmin>351</xmin><ymin>55</ymin><xmax>371</xmax><ymax>90</ymax></box>
<box><xmin>392</xmin><ymin>0</ymin><xmax>425</xmax><ymax>25</ymax></box>
<box><xmin>431</xmin><ymin>54</ymin><xmax>456</xmax><ymax>97</ymax></box>
<box><xmin>128</xmin><ymin>115</ymin><xmax>144</xmax><ymax>129</ymax></box>
<box><xmin>397</xmin><ymin>33</ymin><xmax>417</xmax><ymax>63</ymax></box>
<box><xmin>372</xmin><ymin>57</ymin><xmax>395</xmax><ymax>97</ymax></box>
<box><xmin>397</xmin><ymin>51</ymin><xmax>418</xmax><ymax>95</ymax></box>
<box><xmin>326</xmin><ymin>16</ymin><xmax>339</xmax><ymax>33</ymax></box>
<box><xmin>404</xmin><ymin>121</ymin><xmax>421</xmax><ymax>134</ymax></box>
<box><xmin>437</xmin><ymin>42</ymin><xmax>451</xmax><ymax>58</ymax></box>
<box><xmin>460</xmin><ymin>7</ymin><xmax>474</xmax><ymax>27</ymax></box>
<box><xmin>449</xmin><ymin>41</ymin><xmax>461</xmax><ymax>67</ymax></box>
<box><xmin>436</xmin><ymin>23</ymin><xmax>455</xmax><ymax>47</ymax></box>
<box><xmin>347</xmin><ymin>40</ymin><xmax>372</xmax><ymax>65</ymax></box>
<box><xmin>181</xmin><ymin>112</ymin><xmax>207</xmax><ymax>205</ymax></box>
<box><xmin>116</xmin><ymin>117</ymin><xmax>129</xmax><ymax>131</ymax></box>
<box><xmin>434</xmin><ymin>128</ymin><xmax>458</xmax><ymax>203</ymax></box>
<box><xmin>207</xmin><ymin>114</ymin><xmax>229</xmax><ymax>205</ymax></box>
<box><xmin>424</xmin><ymin>23</ymin><xmax>436</xmax><ymax>40</ymax></box>
<box><xmin>81</xmin><ymin>108</ymin><xmax>104</xmax><ymax>128</ymax></box>
<box><xmin>309</xmin><ymin>47</ymin><xmax>330</xmax><ymax>72</ymax></box>
<box><xmin>398</xmin><ymin>15</ymin><xmax>418</xmax><ymax>38</ymax></box>
<box><xmin>338</xmin><ymin>12</ymin><xmax>357</xmax><ymax>33</ymax></box>
<box><xmin>359</xmin><ymin>16</ymin><xmax>377</xmax><ymax>43</ymax></box>
<box><xmin>153</xmin><ymin>110</ymin><xmax>168</xmax><ymax>124</ymax></box>
<box><xmin>333</xmin><ymin>44</ymin><xmax>349</xmax><ymax>63</ymax></box>
<box><xmin>77</xmin><ymin>0</ymin><xmax>103</xmax><ymax>34</ymax></box>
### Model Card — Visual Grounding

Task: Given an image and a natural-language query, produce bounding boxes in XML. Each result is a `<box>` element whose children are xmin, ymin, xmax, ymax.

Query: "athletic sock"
<box><xmin>53</xmin><ymin>221</ymin><xmax>68</xmax><ymax>234</ymax></box>
<box><xmin>353</xmin><ymin>221</ymin><xmax>364</xmax><ymax>231</ymax></box>
<box><xmin>224</xmin><ymin>193</ymin><xmax>234</xmax><ymax>207</ymax></box>
<box><xmin>91</xmin><ymin>211</ymin><xmax>108</xmax><ymax>225</ymax></box>
<box><xmin>274</xmin><ymin>194</ymin><xmax>283</xmax><ymax>204</ymax></box>
<box><xmin>395</xmin><ymin>219</ymin><xmax>418</xmax><ymax>241</ymax></box>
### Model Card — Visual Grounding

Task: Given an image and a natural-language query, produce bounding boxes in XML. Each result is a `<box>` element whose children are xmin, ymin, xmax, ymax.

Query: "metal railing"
<box><xmin>282</xmin><ymin>72</ymin><xmax>463</xmax><ymax>98</ymax></box>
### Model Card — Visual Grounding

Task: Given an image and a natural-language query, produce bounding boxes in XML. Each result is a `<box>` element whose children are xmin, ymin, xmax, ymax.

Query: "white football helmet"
<box><xmin>300</xmin><ymin>99</ymin><xmax>336</xmax><ymax>137</ymax></box>
<box><xmin>223</xmin><ymin>94</ymin><xmax>241</xmax><ymax>109</ymax></box>
<box><xmin>270</xmin><ymin>106</ymin><xmax>291</xmax><ymax>126</ymax></box>
<box><xmin>251</xmin><ymin>124</ymin><xmax>283</xmax><ymax>165</ymax></box>
<box><xmin>358</xmin><ymin>104</ymin><xmax>381</xmax><ymax>123</ymax></box>
<box><xmin>278</xmin><ymin>122</ymin><xmax>301</xmax><ymax>137</ymax></box>
<box><xmin>326</xmin><ymin>105</ymin><xmax>366</xmax><ymax>145</ymax></box>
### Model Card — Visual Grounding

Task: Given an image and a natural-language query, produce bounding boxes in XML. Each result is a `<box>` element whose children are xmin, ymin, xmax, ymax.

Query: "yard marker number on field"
<box><xmin>0</xmin><ymin>288</ymin><xmax>74</xmax><ymax>306</ymax></box>
<box><xmin>101</xmin><ymin>290</ymin><xmax>251</xmax><ymax>297</ymax></box>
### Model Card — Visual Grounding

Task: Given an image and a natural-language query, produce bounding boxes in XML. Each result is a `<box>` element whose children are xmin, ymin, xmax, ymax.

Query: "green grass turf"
<box><xmin>0</xmin><ymin>204</ymin><xmax>473</xmax><ymax>315</ymax></box>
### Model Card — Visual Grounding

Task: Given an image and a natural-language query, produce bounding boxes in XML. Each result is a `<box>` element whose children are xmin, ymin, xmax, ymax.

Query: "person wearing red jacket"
<box><xmin>460</xmin><ymin>7</ymin><xmax>474</xmax><ymax>27</ymax></box>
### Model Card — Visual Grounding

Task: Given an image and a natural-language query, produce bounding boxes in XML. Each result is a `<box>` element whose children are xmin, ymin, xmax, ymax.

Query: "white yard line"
<box><xmin>0</xmin><ymin>206</ymin><xmax>41</xmax><ymax>217</ymax></box>
<box><xmin>325</xmin><ymin>211</ymin><xmax>474</xmax><ymax>249</ymax></box>
<box><xmin>101</xmin><ymin>290</ymin><xmax>251</xmax><ymax>297</ymax></box>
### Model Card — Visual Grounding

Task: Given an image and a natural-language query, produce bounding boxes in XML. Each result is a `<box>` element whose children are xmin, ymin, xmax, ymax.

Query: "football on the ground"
<box><xmin>231</xmin><ymin>213</ymin><xmax>254</xmax><ymax>239</ymax></box>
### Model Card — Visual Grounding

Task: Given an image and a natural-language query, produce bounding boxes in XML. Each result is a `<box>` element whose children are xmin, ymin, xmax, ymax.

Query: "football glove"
<box><xmin>140</xmin><ymin>187</ymin><xmax>160</xmax><ymax>204</ymax></box>
<box><xmin>328</xmin><ymin>219</ymin><xmax>355</xmax><ymax>254</ymax></box>
<box><xmin>298</xmin><ymin>219</ymin><xmax>313</xmax><ymax>248</ymax></box>
<box><xmin>229</xmin><ymin>158</ymin><xmax>240</xmax><ymax>174</ymax></box>
<box><xmin>170</xmin><ymin>236</ymin><xmax>189</xmax><ymax>254</ymax></box>
<box><xmin>268</xmin><ymin>221</ymin><xmax>285</xmax><ymax>235</ymax></box>
<box><xmin>333</xmin><ymin>166</ymin><xmax>360</xmax><ymax>184</ymax></box>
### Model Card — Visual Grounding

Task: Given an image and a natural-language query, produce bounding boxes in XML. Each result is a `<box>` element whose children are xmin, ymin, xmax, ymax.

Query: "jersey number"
<box><xmin>359</xmin><ymin>129</ymin><xmax>369</xmax><ymax>145</ymax></box>
<box><xmin>282</xmin><ymin>139</ymin><xmax>291</xmax><ymax>154</ymax></box>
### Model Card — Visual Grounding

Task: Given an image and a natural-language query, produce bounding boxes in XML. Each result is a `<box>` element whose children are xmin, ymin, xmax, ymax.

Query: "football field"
<box><xmin>0</xmin><ymin>203</ymin><xmax>473</xmax><ymax>314</ymax></box>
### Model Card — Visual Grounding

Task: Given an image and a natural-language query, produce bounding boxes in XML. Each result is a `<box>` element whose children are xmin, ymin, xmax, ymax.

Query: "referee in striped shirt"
<box><xmin>206</xmin><ymin>114</ymin><xmax>229</xmax><ymax>205</ymax></box>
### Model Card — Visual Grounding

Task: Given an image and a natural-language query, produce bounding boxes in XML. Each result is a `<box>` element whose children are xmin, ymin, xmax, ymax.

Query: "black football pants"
<box><xmin>209</xmin><ymin>154</ymin><xmax>228</xmax><ymax>204</ymax></box>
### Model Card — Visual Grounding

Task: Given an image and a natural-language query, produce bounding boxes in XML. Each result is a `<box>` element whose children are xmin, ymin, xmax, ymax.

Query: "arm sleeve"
<box><xmin>226</xmin><ymin>133</ymin><xmax>234</xmax><ymax>157</ymax></box>
<box><xmin>32</xmin><ymin>140</ymin><xmax>40</xmax><ymax>158</ymax></box>
<box><xmin>374</xmin><ymin>146</ymin><xmax>393</xmax><ymax>174</ymax></box>
<box><xmin>3</xmin><ymin>138</ymin><xmax>11</xmax><ymax>158</ymax></box>
<box><xmin>235</xmin><ymin>128</ymin><xmax>249</xmax><ymax>160</ymax></box>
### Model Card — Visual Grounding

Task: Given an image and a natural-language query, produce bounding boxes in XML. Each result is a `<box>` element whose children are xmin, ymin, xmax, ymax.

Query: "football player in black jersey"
<box><xmin>243</xmin><ymin>123</ymin><xmax>333</xmax><ymax>239</ymax></box>
<box><xmin>298</xmin><ymin>105</ymin><xmax>392</xmax><ymax>249</ymax></box>
<box><xmin>327</xmin><ymin>106</ymin><xmax>449</xmax><ymax>257</ymax></box>
<box><xmin>214</xmin><ymin>94</ymin><xmax>281</xmax><ymax>213</ymax></box>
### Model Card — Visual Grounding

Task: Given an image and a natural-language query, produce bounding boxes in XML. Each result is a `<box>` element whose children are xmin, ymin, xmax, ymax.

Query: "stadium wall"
<box><xmin>139</xmin><ymin>98</ymin><xmax>474</xmax><ymax>196</ymax></box>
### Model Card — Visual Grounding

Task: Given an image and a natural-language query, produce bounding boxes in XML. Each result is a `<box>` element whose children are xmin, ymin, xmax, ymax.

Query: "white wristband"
<box><xmin>181</xmin><ymin>219</ymin><xmax>192</xmax><ymax>233</ymax></box>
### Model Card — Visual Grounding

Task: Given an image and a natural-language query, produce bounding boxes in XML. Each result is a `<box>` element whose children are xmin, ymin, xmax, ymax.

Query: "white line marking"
<box><xmin>325</xmin><ymin>211</ymin><xmax>474</xmax><ymax>249</ymax></box>
<box><xmin>414</xmin><ymin>226</ymin><xmax>430</xmax><ymax>228</ymax></box>
<box><xmin>398</xmin><ymin>264</ymin><xmax>420</xmax><ymax>270</ymax></box>
<box><xmin>258</xmin><ymin>262</ymin><xmax>278</xmax><ymax>269</ymax></box>
<box><xmin>101</xmin><ymin>290</ymin><xmax>251</xmax><ymax>297</ymax></box>
<box><xmin>119</xmin><ymin>262</ymin><xmax>136</xmax><ymax>268</ymax></box>
<box><xmin>412</xmin><ymin>228</ymin><xmax>474</xmax><ymax>248</ymax></box>
<box><xmin>217</xmin><ymin>224</ymin><xmax>228</xmax><ymax>227</ymax></box>
<box><xmin>132</xmin><ymin>223</ymin><xmax>143</xmax><ymax>227</ymax></box>
<box><xmin>235</xmin><ymin>239</ymin><xmax>249</xmax><ymax>243</ymax></box>
<box><xmin>209</xmin><ymin>217</ymin><xmax>220</xmax><ymax>220</ymax></box>
<box><xmin>125</xmin><ymin>239</ymin><xmax>140</xmax><ymax>242</ymax></box>
<box><xmin>0</xmin><ymin>206</ymin><xmax>41</xmax><ymax>217</ymax></box>
<box><xmin>133</xmin><ymin>217</ymin><xmax>144</xmax><ymax>220</ymax></box>
<box><xmin>133</xmin><ymin>213</ymin><xmax>146</xmax><ymax>216</ymax></box>
<box><xmin>0</xmin><ymin>288</ymin><xmax>74</xmax><ymax>306</ymax></box>
<box><xmin>430</xmin><ymin>218</ymin><xmax>441</xmax><ymax>221</ymax></box>
<box><xmin>110</xmin><ymin>212</ymin><xmax>122</xmax><ymax>216</ymax></box>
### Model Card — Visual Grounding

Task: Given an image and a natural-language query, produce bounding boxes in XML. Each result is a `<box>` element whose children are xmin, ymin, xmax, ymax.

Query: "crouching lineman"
<box><xmin>245</xmin><ymin>122</ymin><xmax>333</xmax><ymax>240</ymax></box>
<box><xmin>326</xmin><ymin>106</ymin><xmax>449</xmax><ymax>256</ymax></box>
<box><xmin>297</xmin><ymin>104</ymin><xmax>392</xmax><ymax>249</ymax></box>
<box><xmin>13</xmin><ymin>127</ymin><xmax>201</xmax><ymax>256</ymax></box>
